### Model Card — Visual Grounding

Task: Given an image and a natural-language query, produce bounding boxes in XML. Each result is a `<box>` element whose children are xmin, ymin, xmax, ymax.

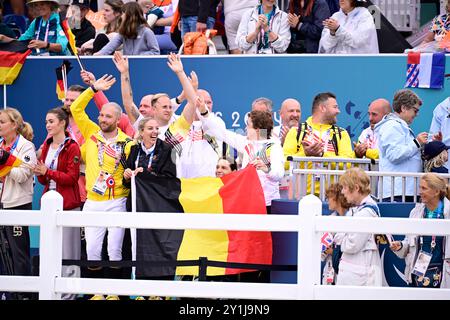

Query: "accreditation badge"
<box><xmin>92</xmin><ymin>170</ymin><xmax>110</xmax><ymax>196</ymax></box>
<box><xmin>411</xmin><ymin>250</ymin><xmax>432</xmax><ymax>278</ymax></box>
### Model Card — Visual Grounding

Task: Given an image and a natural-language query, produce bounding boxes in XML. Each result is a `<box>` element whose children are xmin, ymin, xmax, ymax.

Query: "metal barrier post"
<box><xmin>39</xmin><ymin>191</ymin><xmax>63</xmax><ymax>300</ymax></box>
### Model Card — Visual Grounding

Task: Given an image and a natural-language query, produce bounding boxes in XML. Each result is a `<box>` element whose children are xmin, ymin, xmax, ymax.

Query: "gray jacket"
<box><xmin>98</xmin><ymin>25</ymin><xmax>160</xmax><ymax>55</ymax></box>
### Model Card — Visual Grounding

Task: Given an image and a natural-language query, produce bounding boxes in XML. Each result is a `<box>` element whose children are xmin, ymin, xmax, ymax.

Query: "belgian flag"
<box><xmin>0</xmin><ymin>41</ymin><xmax>31</xmax><ymax>85</ymax></box>
<box><xmin>132</xmin><ymin>166</ymin><xmax>272</xmax><ymax>278</ymax></box>
<box><xmin>0</xmin><ymin>149</ymin><xmax>22</xmax><ymax>177</ymax></box>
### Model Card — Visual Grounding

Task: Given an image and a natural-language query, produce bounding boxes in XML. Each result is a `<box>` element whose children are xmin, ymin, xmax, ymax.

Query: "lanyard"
<box><xmin>36</xmin><ymin>17</ymin><xmax>51</xmax><ymax>43</ymax></box>
<box><xmin>420</xmin><ymin>202</ymin><xmax>444</xmax><ymax>253</ymax></box>
<box><xmin>257</xmin><ymin>5</ymin><xmax>275</xmax><ymax>50</ymax></box>
<box><xmin>0</xmin><ymin>136</ymin><xmax>19</xmax><ymax>153</ymax></box>
<box><xmin>135</xmin><ymin>144</ymin><xmax>155</xmax><ymax>170</ymax></box>
<box><xmin>48</xmin><ymin>137</ymin><xmax>69</xmax><ymax>170</ymax></box>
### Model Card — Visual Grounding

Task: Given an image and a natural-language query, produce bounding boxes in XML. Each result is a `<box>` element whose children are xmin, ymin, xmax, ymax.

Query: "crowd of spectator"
<box><xmin>0</xmin><ymin>0</ymin><xmax>449</xmax><ymax>300</ymax></box>
<box><xmin>5</xmin><ymin>0</ymin><xmax>449</xmax><ymax>55</ymax></box>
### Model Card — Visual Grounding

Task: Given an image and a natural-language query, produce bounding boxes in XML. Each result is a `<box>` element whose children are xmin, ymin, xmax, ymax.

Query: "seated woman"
<box><xmin>318</xmin><ymin>0</ymin><xmax>378</xmax><ymax>54</ymax></box>
<box><xmin>321</xmin><ymin>183</ymin><xmax>351</xmax><ymax>285</ymax></box>
<box><xmin>95</xmin><ymin>1</ymin><xmax>159</xmax><ymax>55</ymax></box>
<box><xmin>80</xmin><ymin>0</ymin><xmax>124</xmax><ymax>55</ymax></box>
<box><xmin>334</xmin><ymin>167</ymin><xmax>382</xmax><ymax>286</ymax></box>
<box><xmin>287</xmin><ymin>0</ymin><xmax>330</xmax><ymax>53</ymax></box>
<box><xmin>236</xmin><ymin>0</ymin><xmax>291</xmax><ymax>54</ymax></box>
<box><xmin>1</xmin><ymin>0</ymin><xmax>70</xmax><ymax>55</ymax></box>
<box><xmin>422</xmin><ymin>0</ymin><xmax>450</xmax><ymax>44</ymax></box>
<box><xmin>198</xmin><ymin>106</ymin><xmax>284</xmax><ymax>214</ymax></box>
<box><xmin>390</xmin><ymin>173</ymin><xmax>450</xmax><ymax>288</ymax></box>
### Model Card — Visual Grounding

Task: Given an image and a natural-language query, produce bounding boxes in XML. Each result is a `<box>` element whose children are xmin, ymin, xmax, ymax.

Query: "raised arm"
<box><xmin>166</xmin><ymin>53</ymin><xmax>197</xmax><ymax>124</ymax></box>
<box><xmin>112</xmin><ymin>51</ymin><xmax>140</xmax><ymax>125</ymax></box>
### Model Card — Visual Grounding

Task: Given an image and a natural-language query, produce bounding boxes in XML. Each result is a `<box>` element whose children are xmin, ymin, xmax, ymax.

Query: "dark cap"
<box><xmin>423</xmin><ymin>141</ymin><xmax>450</xmax><ymax>160</ymax></box>
<box><xmin>71</xmin><ymin>0</ymin><xmax>90</xmax><ymax>8</ymax></box>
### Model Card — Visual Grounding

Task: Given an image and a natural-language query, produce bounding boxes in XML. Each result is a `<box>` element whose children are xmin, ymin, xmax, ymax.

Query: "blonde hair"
<box><xmin>421</xmin><ymin>173</ymin><xmax>450</xmax><ymax>200</ymax></box>
<box><xmin>0</xmin><ymin>107</ymin><xmax>34</xmax><ymax>141</ymax></box>
<box><xmin>424</xmin><ymin>150</ymin><xmax>447</xmax><ymax>172</ymax></box>
<box><xmin>137</xmin><ymin>116</ymin><xmax>157</xmax><ymax>142</ymax></box>
<box><xmin>339</xmin><ymin>167</ymin><xmax>371</xmax><ymax>195</ymax></box>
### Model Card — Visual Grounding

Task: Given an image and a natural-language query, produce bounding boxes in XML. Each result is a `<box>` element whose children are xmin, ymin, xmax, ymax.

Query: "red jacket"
<box><xmin>37</xmin><ymin>135</ymin><xmax>81</xmax><ymax>210</ymax></box>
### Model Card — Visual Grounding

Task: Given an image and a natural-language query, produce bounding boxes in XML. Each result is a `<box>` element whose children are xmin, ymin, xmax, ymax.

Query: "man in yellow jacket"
<box><xmin>70</xmin><ymin>75</ymin><xmax>133</xmax><ymax>299</ymax></box>
<box><xmin>283</xmin><ymin>92</ymin><xmax>353</xmax><ymax>196</ymax></box>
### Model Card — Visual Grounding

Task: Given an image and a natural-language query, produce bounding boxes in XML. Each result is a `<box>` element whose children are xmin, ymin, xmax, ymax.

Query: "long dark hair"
<box><xmin>118</xmin><ymin>2</ymin><xmax>148</xmax><ymax>39</ymax></box>
<box><xmin>289</xmin><ymin>0</ymin><xmax>315</xmax><ymax>17</ymax></box>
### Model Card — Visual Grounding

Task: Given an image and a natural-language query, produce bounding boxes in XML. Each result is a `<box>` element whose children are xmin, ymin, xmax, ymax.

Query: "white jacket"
<box><xmin>1</xmin><ymin>135</ymin><xmax>37</xmax><ymax>208</ymax></box>
<box><xmin>236</xmin><ymin>6</ymin><xmax>291</xmax><ymax>54</ymax></box>
<box><xmin>200</xmin><ymin>112</ymin><xmax>284</xmax><ymax>206</ymax></box>
<box><xmin>318</xmin><ymin>7</ymin><xmax>379</xmax><ymax>54</ymax></box>
<box><xmin>394</xmin><ymin>198</ymin><xmax>450</xmax><ymax>287</ymax></box>
<box><xmin>334</xmin><ymin>195</ymin><xmax>383</xmax><ymax>286</ymax></box>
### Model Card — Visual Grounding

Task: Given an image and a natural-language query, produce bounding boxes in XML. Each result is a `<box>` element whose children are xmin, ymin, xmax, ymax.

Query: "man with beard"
<box><xmin>273</xmin><ymin>98</ymin><xmax>301</xmax><ymax>146</ymax></box>
<box><xmin>354</xmin><ymin>98</ymin><xmax>391</xmax><ymax>160</ymax></box>
<box><xmin>70</xmin><ymin>74</ymin><xmax>132</xmax><ymax>300</ymax></box>
<box><xmin>283</xmin><ymin>92</ymin><xmax>353</xmax><ymax>194</ymax></box>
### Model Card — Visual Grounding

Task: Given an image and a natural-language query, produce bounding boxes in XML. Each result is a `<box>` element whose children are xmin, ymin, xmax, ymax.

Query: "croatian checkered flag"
<box><xmin>321</xmin><ymin>232</ymin><xmax>334</xmax><ymax>252</ymax></box>
<box><xmin>405</xmin><ymin>52</ymin><xmax>420</xmax><ymax>88</ymax></box>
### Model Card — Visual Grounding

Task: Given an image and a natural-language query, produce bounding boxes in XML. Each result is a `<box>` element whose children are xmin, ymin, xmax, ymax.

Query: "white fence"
<box><xmin>291</xmin><ymin>169</ymin><xmax>450</xmax><ymax>201</ymax></box>
<box><xmin>0</xmin><ymin>191</ymin><xmax>450</xmax><ymax>300</ymax></box>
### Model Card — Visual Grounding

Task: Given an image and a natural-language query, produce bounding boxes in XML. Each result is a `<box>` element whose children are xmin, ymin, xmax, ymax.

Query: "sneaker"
<box><xmin>148</xmin><ymin>296</ymin><xmax>164</xmax><ymax>300</ymax></box>
<box><xmin>90</xmin><ymin>295</ymin><xmax>105</xmax><ymax>300</ymax></box>
<box><xmin>105</xmin><ymin>295</ymin><xmax>120</xmax><ymax>300</ymax></box>
<box><xmin>135</xmin><ymin>296</ymin><xmax>146</xmax><ymax>300</ymax></box>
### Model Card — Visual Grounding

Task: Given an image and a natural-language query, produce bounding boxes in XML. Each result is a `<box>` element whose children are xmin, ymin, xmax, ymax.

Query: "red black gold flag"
<box><xmin>0</xmin><ymin>41</ymin><xmax>31</xmax><ymax>85</ymax></box>
<box><xmin>55</xmin><ymin>60</ymin><xmax>72</xmax><ymax>101</ymax></box>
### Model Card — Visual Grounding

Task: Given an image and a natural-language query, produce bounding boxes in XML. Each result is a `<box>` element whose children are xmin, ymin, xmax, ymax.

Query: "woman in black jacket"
<box><xmin>287</xmin><ymin>0</ymin><xmax>330</xmax><ymax>53</ymax></box>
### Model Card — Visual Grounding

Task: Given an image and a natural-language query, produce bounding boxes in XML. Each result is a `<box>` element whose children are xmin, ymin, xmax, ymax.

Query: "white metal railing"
<box><xmin>371</xmin><ymin>0</ymin><xmax>421</xmax><ymax>32</ymax></box>
<box><xmin>292</xmin><ymin>169</ymin><xmax>450</xmax><ymax>201</ymax></box>
<box><xmin>1</xmin><ymin>191</ymin><xmax>450</xmax><ymax>300</ymax></box>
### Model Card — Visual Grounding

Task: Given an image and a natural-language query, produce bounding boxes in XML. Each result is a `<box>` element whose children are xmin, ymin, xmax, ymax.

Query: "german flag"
<box><xmin>60</xmin><ymin>19</ymin><xmax>78</xmax><ymax>56</ymax></box>
<box><xmin>0</xmin><ymin>41</ymin><xmax>31</xmax><ymax>85</ymax></box>
<box><xmin>132</xmin><ymin>166</ymin><xmax>272</xmax><ymax>278</ymax></box>
<box><xmin>0</xmin><ymin>149</ymin><xmax>22</xmax><ymax>177</ymax></box>
<box><xmin>55</xmin><ymin>60</ymin><xmax>72</xmax><ymax>101</ymax></box>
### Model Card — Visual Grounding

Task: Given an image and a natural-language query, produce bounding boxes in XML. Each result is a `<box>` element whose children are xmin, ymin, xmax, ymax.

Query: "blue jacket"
<box><xmin>374</xmin><ymin>113</ymin><xmax>422</xmax><ymax>198</ymax></box>
<box><xmin>429</xmin><ymin>97</ymin><xmax>450</xmax><ymax>170</ymax></box>
<box><xmin>289</xmin><ymin>0</ymin><xmax>330</xmax><ymax>53</ymax></box>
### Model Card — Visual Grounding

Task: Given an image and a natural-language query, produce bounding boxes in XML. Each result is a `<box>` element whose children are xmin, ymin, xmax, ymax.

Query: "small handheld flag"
<box><xmin>55</xmin><ymin>60</ymin><xmax>73</xmax><ymax>101</ymax></box>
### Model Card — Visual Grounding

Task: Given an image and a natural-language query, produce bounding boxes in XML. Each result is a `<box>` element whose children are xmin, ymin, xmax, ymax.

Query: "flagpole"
<box><xmin>131</xmin><ymin>173</ymin><xmax>136</xmax><ymax>280</ymax></box>
<box><xmin>62</xmin><ymin>64</ymin><xmax>67</xmax><ymax>101</ymax></box>
<box><xmin>3</xmin><ymin>85</ymin><xmax>6</xmax><ymax>109</ymax></box>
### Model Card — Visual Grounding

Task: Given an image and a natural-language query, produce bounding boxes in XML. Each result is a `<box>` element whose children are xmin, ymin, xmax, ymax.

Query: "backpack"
<box><xmin>295</xmin><ymin>121</ymin><xmax>343</xmax><ymax>155</ymax></box>
<box><xmin>179</xmin><ymin>29</ymin><xmax>218</xmax><ymax>55</ymax></box>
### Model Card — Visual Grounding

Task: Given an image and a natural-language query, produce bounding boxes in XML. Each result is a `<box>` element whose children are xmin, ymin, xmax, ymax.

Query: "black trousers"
<box><xmin>1</xmin><ymin>203</ymin><xmax>32</xmax><ymax>277</ymax></box>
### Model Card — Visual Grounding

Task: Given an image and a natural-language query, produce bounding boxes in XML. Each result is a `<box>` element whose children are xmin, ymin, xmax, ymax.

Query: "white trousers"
<box><xmin>83</xmin><ymin>198</ymin><xmax>127</xmax><ymax>261</ymax></box>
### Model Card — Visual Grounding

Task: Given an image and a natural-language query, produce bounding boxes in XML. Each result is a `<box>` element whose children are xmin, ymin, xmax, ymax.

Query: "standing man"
<box><xmin>178</xmin><ymin>0</ymin><xmax>220</xmax><ymax>37</ymax></box>
<box><xmin>374</xmin><ymin>89</ymin><xmax>428</xmax><ymax>202</ymax></box>
<box><xmin>429</xmin><ymin>97</ymin><xmax>450</xmax><ymax>170</ymax></box>
<box><xmin>354</xmin><ymin>98</ymin><xmax>391</xmax><ymax>160</ymax></box>
<box><xmin>283</xmin><ymin>92</ymin><xmax>353</xmax><ymax>195</ymax></box>
<box><xmin>70</xmin><ymin>74</ymin><xmax>131</xmax><ymax>300</ymax></box>
<box><xmin>252</xmin><ymin>97</ymin><xmax>273</xmax><ymax>112</ymax></box>
<box><xmin>273</xmin><ymin>98</ymin><xmax>301</xmax><ymax>145</ymax></box>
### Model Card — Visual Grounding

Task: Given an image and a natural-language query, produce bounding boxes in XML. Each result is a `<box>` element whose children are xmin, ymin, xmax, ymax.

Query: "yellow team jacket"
<box><xmin>71</xmin><ymin>88</ymin><xmax>132</xmax><ymax>201</ymax></box>
<box><xmin>283</xmin><ymin>116</ymin><xmax>354</xmax><ymax>195</ymax></box>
